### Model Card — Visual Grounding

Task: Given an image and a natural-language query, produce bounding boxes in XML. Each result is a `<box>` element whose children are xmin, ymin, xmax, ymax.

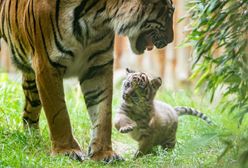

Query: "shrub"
<box><xmin>186</xmin><ymin>0</ymin><xmax>248</xmax><ymax>166</ymax></box>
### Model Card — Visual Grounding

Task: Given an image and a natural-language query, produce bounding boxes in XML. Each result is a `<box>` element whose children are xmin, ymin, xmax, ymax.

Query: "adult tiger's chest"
<box><xmin>49</xmin><ymin>6</ymin><xmax>114</xmax><ymax>78</ymax></box>
<box><xmin>62</xmin><ymin>28</ymin><xmax>115</xmax><ymax>78</ymax></box>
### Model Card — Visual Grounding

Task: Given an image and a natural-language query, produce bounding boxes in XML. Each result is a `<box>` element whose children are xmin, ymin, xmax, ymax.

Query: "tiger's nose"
<box><xmin>166</xmin><ymin>29</ymin><xmax>174</xmax><ymax>43</ymax></box>
<box><xmin>123</xmin><ymin>93</ymin><xmax>128</xmax><ymax>99</ymax></box>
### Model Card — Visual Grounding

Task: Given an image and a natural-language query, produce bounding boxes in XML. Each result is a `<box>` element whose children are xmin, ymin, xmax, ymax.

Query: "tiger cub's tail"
<box><xmin>175</xmin><ymin>106</ymin><xmax>212</xmax><ymax>124</ymax></box>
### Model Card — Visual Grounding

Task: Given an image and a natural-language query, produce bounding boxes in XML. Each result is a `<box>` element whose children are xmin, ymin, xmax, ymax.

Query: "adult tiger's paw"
<box><xmin>90</xmin><ymin>150</ymin><xmax>124</xmax><ymax>163</ymax></box>
<box><xmin>23</xmin><ymin>116</ymin><xmax>40</xmax><ymax>130</ymax></box>
<box><xmin>52</xmin><ymin>149</ymin><xmax>87</xmax><ymax>162</ymax></box>
<box><xmin>65</xmin><ymin>150</ymin><xmax>88</xmax><ymax>162</ymax></box>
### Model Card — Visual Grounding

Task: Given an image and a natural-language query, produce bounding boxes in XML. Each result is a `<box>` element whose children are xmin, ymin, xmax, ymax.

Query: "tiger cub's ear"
<box><xmin>151</xmin><ymin>77</ymin><xmax>162</xmax><ymax>90</ymax></box>
<box><xmin>126</xmin><ymin>68</ymin><xmax>135</xmax><ymax>75</ymax></box>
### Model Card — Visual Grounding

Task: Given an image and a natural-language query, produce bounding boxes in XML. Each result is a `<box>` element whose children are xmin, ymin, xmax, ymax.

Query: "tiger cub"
<box><xmin>114</xmin><ymin>69</ymin><xmax>211</xmax><ymax>157</ymax></box>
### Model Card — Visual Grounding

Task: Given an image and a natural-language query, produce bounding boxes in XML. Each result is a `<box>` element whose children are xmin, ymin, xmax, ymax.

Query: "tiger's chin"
<box><xmin>128</xmin><ymin>30</ymin><xmax>169</xmax><ymax>55</ymax></box>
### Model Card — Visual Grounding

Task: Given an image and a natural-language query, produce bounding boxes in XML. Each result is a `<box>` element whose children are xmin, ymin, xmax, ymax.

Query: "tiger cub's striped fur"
<box><xmin>0</xmin><ymin>0</ymin><xmax>174</xmax><ymax>162</ymax></box>
<box><xmin>114</xmin><ymin>69</ymin><xmax>211</xmax><ymax>157</ymax></box>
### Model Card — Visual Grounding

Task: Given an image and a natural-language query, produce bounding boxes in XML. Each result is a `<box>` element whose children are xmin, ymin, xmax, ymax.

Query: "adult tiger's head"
<box><xmin>122</xmin><ymin>68</ymin><xmax>162</xmax><ymax>104</ymax></box>
<box><xmin>109</xmin><ymin>0</ymin><xmax>174</xmax><ymax>54</ymax></box>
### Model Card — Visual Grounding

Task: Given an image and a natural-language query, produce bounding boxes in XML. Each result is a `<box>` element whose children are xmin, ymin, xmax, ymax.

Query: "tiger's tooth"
<box><xmin>146</xmin><ymin>35</ymin><xmax>154</xmax><ymax>51</ymax></box>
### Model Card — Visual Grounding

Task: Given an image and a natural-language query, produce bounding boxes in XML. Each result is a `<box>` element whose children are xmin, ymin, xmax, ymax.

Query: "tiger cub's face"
<box><xmin>122</xmin><ymin>69</ymin><xmax>162</xmax><ymax>105</ymax></box>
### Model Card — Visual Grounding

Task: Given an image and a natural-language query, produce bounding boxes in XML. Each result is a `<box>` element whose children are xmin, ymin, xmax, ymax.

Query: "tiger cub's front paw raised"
<box><xmin>119</xmin><ymin>124</ymin><xmax>136</xmax><ymax>133</ymax></box>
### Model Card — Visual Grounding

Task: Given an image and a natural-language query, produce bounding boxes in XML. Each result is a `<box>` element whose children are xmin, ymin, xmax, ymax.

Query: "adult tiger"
<box><xmin>0</xmin><ymin>0</ymin><xmax>174</xmax><ymax>162</ymax></box>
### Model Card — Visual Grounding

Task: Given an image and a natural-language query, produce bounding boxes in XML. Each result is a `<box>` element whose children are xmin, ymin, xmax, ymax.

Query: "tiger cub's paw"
<box><xmin>134</xmin><ymin>150</ymin><xmax>144</xmax><ymax>159</ymax></box>
<box><xmin>119</xmin><ymin>124</ymin><xmax>136</xmax><ymax>133</ymax></box>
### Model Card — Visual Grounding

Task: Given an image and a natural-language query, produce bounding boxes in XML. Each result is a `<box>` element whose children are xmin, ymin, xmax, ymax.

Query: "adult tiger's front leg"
<box><xmin>80</xmin><ymin>61</ymin><xmax>122</xmax><ymax>163</ymax></box>
<box><xmin>32</xmin><ymin>54</ymin><xmax>86</xmax><ymax>161</ymax></box>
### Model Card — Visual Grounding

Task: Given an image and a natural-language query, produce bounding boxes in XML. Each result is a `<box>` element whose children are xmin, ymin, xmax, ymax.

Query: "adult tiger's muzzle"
<box><xmin>129</xmin><ymin>26</ymin><xmax>174</xmax><ymax>55</ymax></box>
<box><xmin>149</xmin><ymin>29</ymin><xmax>174</xmax><ymax>49</ymax></box>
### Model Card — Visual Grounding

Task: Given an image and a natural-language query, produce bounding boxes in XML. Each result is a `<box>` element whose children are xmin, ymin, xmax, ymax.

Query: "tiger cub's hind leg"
<box><xmin>161</xmin><ymin>126</ymin><xmax>177</xmax><ymax>150</ymax></box>
<box><xmin>135</xmin><ymin>137</ymin><xmax>154</xmax><ymax>158</ymax></box>
<box><xmin>22</xmin><ymin>72</ymin><xmax>42</xmax><ymax>130</ymax></box>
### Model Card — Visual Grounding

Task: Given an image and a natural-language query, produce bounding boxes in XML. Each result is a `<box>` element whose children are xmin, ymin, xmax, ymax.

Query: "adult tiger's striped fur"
<box><xmin>114</xmin><ymin>69</ymin><xmax>211</xmax><ymax>157</ymax></box>
<box><xmin>0</xmin><ymin>0</ymin><xmax>174</xmax><ymax>162</ymax></box>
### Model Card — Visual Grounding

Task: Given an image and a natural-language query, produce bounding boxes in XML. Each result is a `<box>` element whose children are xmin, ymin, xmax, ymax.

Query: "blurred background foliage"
<box><xmin>186</xmin><ymin>0</ymin><xmax>248</xmax><ymax>166</ymax></box>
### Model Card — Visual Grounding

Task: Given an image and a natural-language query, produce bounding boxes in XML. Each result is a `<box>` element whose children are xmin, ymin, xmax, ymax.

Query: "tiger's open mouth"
<box><xmin>129</xmin><ymin>30</ymin><xmax>169</xmax><ymax>55</ymax></box>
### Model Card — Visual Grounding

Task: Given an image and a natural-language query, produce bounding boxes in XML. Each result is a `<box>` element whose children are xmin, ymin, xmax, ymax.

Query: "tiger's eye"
<box><xmin>125</xmin><ymin>82</ymin><xmax>131</xmax><ymax>88</ymax></box>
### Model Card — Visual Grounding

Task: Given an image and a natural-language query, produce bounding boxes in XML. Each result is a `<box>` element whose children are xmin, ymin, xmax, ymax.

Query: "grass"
<box><xmin>0</xmin><ymin>72</ymin><xmax>247</xmax><ymax>168</ymax></box>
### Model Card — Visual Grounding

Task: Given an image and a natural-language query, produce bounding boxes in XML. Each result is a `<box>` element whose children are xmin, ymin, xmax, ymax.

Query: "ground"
<box><xmin>0</xmin><ymin>72</ymin><xmax>245</xmax><ymax>168</ymax></box>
